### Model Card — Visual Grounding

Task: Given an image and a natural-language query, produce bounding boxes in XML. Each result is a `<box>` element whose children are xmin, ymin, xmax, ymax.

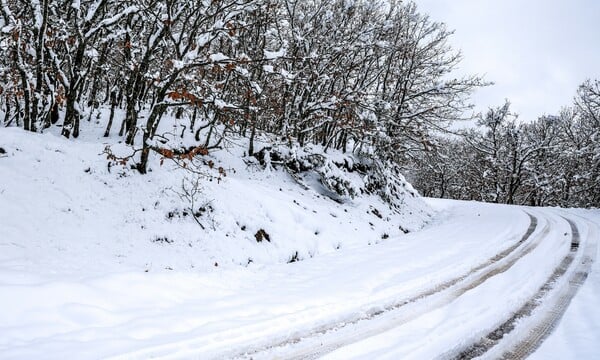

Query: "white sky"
<box><xmin>415</xmin><ymin>0</ymin><xmax>600</xmax><ymax>121</ymax></box>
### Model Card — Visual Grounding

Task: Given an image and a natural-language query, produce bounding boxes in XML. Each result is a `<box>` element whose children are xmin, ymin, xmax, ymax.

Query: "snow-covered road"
<box><xmin>1</xmin><ymin>200</ymin><xmax>598</xmax><ymax>359</ymax></box>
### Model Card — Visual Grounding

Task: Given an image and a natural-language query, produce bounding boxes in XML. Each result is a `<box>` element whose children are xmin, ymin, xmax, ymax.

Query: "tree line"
<box><xmin>3</xmin><ymin>1</ymin><xmax>596</xmax><ymax>208</ymax></box>
<box><xmin>409</xmin><ymin>79</ymin><xmax>600</xmax><ymax>208</ymax></box>
<box><xmin>0</xmin><ymin>0</ymin><xmax>484</xmax><ymax>210</ymax></box>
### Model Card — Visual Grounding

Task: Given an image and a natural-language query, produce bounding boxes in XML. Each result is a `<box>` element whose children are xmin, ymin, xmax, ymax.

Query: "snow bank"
<box><xmin>0</xmin><ymin>127</ymin><xmax>431</xmax><ymax>276</ymax></box>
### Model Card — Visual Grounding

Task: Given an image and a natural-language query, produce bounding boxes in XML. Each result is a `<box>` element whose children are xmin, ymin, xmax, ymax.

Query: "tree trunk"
<box><xmin>62</xmin><ymin>42</ymin><xmax>87</xmax><ymax>138</ymax></box>
<box><xmin>137</xmin><ymin>103</ymin><xmax>167</xmax><ymax>174</ymax></box>
<box><xmin>248</xmin><ymin>122</ymin><xmax>256</xmax><ymax>156</ymax></box>
<box><xmin>3</xmin><ymin>98</ymin><xmax>10</xmax><ymax>126</ymax></box>
<box><xmin>104</xmin><ymin>91</ymin><xmax>118</xmax><ymax>137</ymax></box>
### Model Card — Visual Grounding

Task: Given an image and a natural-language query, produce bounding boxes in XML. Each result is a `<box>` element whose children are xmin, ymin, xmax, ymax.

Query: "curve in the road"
<box><xmin>447</xmin><ymin>216</ymin><xmax>597</xmax><ymax>360</ymax></box>
<box><xmin>230</xmin><ymin>212</ymin><xmax>548</xmax><ymax>360</ymax></box>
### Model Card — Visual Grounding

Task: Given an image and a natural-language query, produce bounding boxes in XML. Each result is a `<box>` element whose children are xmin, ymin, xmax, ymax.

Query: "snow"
<box><xmin>320</xmin><ymin>204</ymin><xmax>569</xmax><ymax>359</ymax></box>
<box><xmin>209</xmin><ymin>53</ymin><xmax>229</xmax><ymax>62</ymax></box>
<box><xmin>0</xmin><ymin>127</ymin><xmax>599</xmax><ymax>359</ymax></box>
<box><xmin>530</xmin><ymin>209</ymin><xmax>600</xmax><ymax>360</ymax></box>
<box><xmin>0</xmin><ymin>195</ymin><xmax>519</xmax><ymax>358</ymax></box>
<box><xmin>0</xmin><ymin>126</ymin><xmax>428</xmax><ymax>277</ymax></box>
<box><xmin>264</xmin><ymin>48</ymin><xmax>286</xmax><ymax>60</ymax></box>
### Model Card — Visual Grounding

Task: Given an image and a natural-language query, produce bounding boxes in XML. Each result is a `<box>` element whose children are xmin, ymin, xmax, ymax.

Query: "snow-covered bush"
<box><xmin>315</xmin><ymin>158</ymin><xmax>360</xmax><ymax>199</ymax></box>
<box><xmin>250</xmin><ymin>143</ymin><xmax>420</xmax><ymax>212</ymax></box>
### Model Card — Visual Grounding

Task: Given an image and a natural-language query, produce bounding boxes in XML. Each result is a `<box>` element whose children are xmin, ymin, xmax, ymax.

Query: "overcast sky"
<box><xmin>415</xmin><ymin>0</ymin><xmax>600</xmax><ymax>121</ymax></box>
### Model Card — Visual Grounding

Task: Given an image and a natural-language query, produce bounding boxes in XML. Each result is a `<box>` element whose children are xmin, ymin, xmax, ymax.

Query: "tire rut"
<box><xmin>448</xmin><ymin>216</ymin><xmax>596</xmax><ymax>360</ymax></box>
<box><xmin>229</xmin><ymin>213</ymin><xmax>543</xmax><ymax>360</ymax></box>
<box><xmin>497</xmin><ymin>218</ymin><xmax>597</xmax><ymax>360</ymax></box>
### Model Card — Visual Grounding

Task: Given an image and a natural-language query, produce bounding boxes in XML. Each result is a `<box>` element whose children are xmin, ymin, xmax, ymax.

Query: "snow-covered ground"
<box><xmin>529</xmin><ymin>209</ymin><xmax>600</xmax><ymax>360</ymax></box>
<box><xmin>315</xmin><ymin>206</ymin><xmax>598</xmax><ymax>360</ymax></box>
<box><xmin>1</xmin><ymin>128</ymin><xmax>599</xmax><ymax>359</ymax></box>
<box><xmin>0</xmin><ymin>126</ymin><xmax>429</xmax><ymax>276</ymax></box>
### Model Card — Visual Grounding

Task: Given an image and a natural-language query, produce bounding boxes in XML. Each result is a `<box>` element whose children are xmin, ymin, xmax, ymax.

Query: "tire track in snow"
<box><xmin>497</xmin><ymin>216</ymin><xmax>597</xmax><ymax>360</ymax></box>
<box><xmin>448</xmin><ymin>216</ymin><xmax>597</xmax><ymax>360</ymax></box>
<box><xmin>227</xmin><ymin>212</ymin><xmax>547</xmax><ymax>360</ymax></box>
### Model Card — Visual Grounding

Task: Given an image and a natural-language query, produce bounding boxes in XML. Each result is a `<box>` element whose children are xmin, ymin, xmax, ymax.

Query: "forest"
<box><xmin>0</xmin><ymin>0</ymin><xmax>598</xmax><ymax>208</ymax></box>
<box><xmin>409</xmin><ymin>80</ymin><xmax>600</xmax><ymax>208</ymax></box>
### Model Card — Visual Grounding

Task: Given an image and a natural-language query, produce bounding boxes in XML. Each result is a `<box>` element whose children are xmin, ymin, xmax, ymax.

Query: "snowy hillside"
<box><xmin>0</xmin><ymin>0</ymin><xmax>598</xmax><ymax>357</ymax></box>
<box><xmin>2</xmin><ymin>128</ymin><xmax>600</xmax><ymax>359</ymax></box>
<box><xmin>0</xmin><ymin>127</ymin><xmax>431</xmax><ymax>276</ymax></box>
